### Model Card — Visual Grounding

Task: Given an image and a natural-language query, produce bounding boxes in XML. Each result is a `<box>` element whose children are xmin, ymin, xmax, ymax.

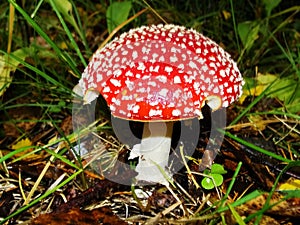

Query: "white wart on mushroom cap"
<box><xmin>79</xmin><ymin>24</ymin><xmax>244</xmax><ymax>121</ymax></box>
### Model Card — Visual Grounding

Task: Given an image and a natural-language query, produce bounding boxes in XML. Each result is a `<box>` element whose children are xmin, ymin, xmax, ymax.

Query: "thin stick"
<box><xmin>23</xmin><ymin>142</ymin><xmax>62</xmax><ymax>205</ymax></box>
<box><xmin>7</xmin><ymin>3</ymin><xmax>15</xmax><ymax>53</ymax></box>
<box><xmin>179</xmin><ymin>144</ymin><xmax>200</xmax><ymax>189</ymax></box>
<box><xmin>98</xmin><ymin>8</ymin><xmax>148</xmax><ymax>51</ymax></box>
<box><xmin>142</xmin><ymin>0</ymin><xmax>168</xmax><ymax>24</ymax></box>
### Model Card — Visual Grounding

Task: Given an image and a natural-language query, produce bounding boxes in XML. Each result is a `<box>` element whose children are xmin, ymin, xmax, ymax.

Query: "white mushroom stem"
<box><xmin>130</xmin><ymin>122</ymin><xmax>173</xmax><ymax>184</ymax></box>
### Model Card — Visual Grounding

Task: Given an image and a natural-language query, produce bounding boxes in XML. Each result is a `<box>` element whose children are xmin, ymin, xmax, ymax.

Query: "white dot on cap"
<box><xmin>149</xmin><ymin>109</ymin><xmax>162</xmax><ymax>117</ymax></box>
<box><xmin>227</xmin><ymin>86</ymin><xmax>233</xmax><ymax>93</ymax></box>
<box><xmin>149</xmin><ymin>65</ymin><xmax>160</xmax><ymax>72</ymax></box>
<box><xmin>137</xmin><ymin>62</ymin><xmax>146</xmax><ymax>71</ymax></box>
<box><xmin>125</xmin><ymin>70</ymin><xmax>134</xmax><ymax>77</ymax></box>
<box><xmin>158</xmin><ymin>88</ymin><xmax>168</xmax><ymax>97</ymax></box>
<box><xmin>110</xmin><ymin>78</ymin><xmax>121</xmax><ymax>87</ymax></box>
<box><xmin>125</xmin><ymin>80</ymin><xmax>135</xmax><ymax>91</ymax></box>
<box><xmin>156</xmin><ymin>75</ymin><xmax>167</xmax><ymax>83</ymax></box>
<box><xmin>110</xmin><ymin>105</ymin><xmax>116</xmax><ymax>112</ymax></box>
<box><xmin>174</xmin><ymin>76</ymin><xmax>181</xmax><ymax>84</ymax></box>
<box><xmin>113</xmin><ymin>69</ymin><xmax>122</xmax><ymax>77</ymax></box>
<box><xmin>170</xmin><ymin>56</ymin><xmax>178</xmax><ymax>63</ymax></box>
<box><xmin>119</xmin><ymin>110</ymin><xmax>126</xmax><ymax>115</ymax></box>
<box><xmin>213</xmin><ymin>86</ymin><xmax>219</xmax><ymax>94</ymax></box>
<box><xmin>132</xmin><ymin>105</ymin><xmax>140</xmax><ymax>113</ymax></box>
<box><xmin>148</xmin><ymin>81</ymin><xmax>157</xmax><ymax>87</ymax></box>
<box><xmin>189</xmin><ymin>61</ymin><xmax>198</xmax><ymax>69</ymax></box>
<box><xmin>132</xmin><ymin>50</ymin><xmax>138</xmax><ymax>59</ymax></box>
<box><xmin>196</xmin><ymin>48</ymin><xmax>201</xmax><ymax>54</ymax></box>
<box><xmin>122</xmin><ymin>50</ymin><xmax>128</xmax><ymax>55</ymax></box>
<box><xmin>172</xmin><ymin>109</ymin><xmax>181</xmax><ymax>116</ymax></box>
<box><xmin>171</xmin><ymin>47</ymin><xmax>180</xmax><ymax>53</ymax></box>
<box><xmin>103</xmin><ymin>86</ymin><xmax>110</xmax><ymax>93</ymax></box>
<box><xmin>96</xmin><ymin>74</ymin><xmax>103</xmax><ymax>82</ymax></box>
<box><xmin>219</xmin><ymin>70</ymin><xmax>226</xmax><ymax>77</ymax></box>
<box><xmin>184</xmin><ymin>107</ymin><xmax>193</xmax><ymax>113</ymax></box>
<box><xmin>165</xmin><ymin>66</ymin><xmax>173</xmax><ymax>73</ymax></box>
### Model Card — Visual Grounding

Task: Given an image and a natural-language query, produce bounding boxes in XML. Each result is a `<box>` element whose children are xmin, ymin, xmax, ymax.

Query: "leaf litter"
<box><xmin>1</xmin><ymin>94</ymin><xmax>299</xmax><ymax>224</ymax></box>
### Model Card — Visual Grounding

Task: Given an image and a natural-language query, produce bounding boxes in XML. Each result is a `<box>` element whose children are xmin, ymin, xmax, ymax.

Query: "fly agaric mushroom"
<box><xmin>75</xmin><ymin>24</ymin><xmax>244</xmax><ymax>184</ymax></box>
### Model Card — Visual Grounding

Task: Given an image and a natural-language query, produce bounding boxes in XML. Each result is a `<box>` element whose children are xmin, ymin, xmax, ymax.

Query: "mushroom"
<box><xmin>75</xmin><ymin>24</ymin><xmax>244</xmax><ymax>184</ymax></box>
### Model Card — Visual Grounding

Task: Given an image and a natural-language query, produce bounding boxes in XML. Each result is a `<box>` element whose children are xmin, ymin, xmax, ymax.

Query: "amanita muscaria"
<box><xmin>75</xmin><ymin>24</ymin><xmax>244</xmax><ymax>184</ymax></box>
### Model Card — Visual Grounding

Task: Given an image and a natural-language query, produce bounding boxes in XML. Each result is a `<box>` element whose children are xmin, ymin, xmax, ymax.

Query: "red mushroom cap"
<box><xmin>79</xmin><ymin>24</ymin><xmax>244</xmax><ymax>121</ymax></box>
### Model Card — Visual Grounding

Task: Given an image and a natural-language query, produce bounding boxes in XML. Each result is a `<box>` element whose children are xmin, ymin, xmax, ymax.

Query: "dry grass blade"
<box><xmin>23</xmin><ymin>141</ymin><xmax>63</xmax><ymax>205</ymax></box>
<box><xmin>144</xmin><ymin>201</ymin><xmax>182</xmax><ymax>225</ymax></box>
<box><xmin>142</xmin><ymin>0</ymin><xmax>168</xmax><ymax>24</ymax></box>
<box><xmin>0</xmin><ymin>150</ymin><xmax>9</xmax><ymax>175</ymax></box>
<box><xmin>7</xmin><ymin>3</ymin><xmax>14</xmax><ymax>53</ymax></box>
<box><xmin>226</xmin><ymin>118</ymin><xmax>297</xmax><ymax>130</ymax></box>
<box><xmin>179</xmin><ymin>144</ymin><xmax>200</xmax><ymax>189</ymax></box>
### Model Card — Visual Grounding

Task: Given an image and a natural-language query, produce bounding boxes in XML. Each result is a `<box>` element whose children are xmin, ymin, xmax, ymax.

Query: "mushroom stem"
<box><xmin>133</xmin><ymin>122</ymin><xmax>173</xmax><ymax>184</ymax></box>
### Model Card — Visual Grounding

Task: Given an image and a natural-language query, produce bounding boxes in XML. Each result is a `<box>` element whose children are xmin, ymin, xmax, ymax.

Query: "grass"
<box><xmin>0</xmin><ymin>0</ymin><xmax>300</xmax><ymax>224</ymax></box>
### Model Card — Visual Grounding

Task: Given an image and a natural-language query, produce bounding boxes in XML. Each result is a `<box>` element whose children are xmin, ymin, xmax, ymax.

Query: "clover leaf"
<box><xmin>201</xmin><ymin>164</ymin><xmax>227</xmax><ymax>190</ymax></box>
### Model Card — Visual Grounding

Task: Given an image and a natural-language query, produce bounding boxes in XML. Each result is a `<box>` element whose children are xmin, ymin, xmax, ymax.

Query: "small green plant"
<box><xmin>201</xmin><ymin>163</ymin><xmax>227</xmax><ymax>190</ymax></box>
<box><xmin>106</xmin><ymin>1</ymin><xmax>132</xmax><ymax>34</ymax></box>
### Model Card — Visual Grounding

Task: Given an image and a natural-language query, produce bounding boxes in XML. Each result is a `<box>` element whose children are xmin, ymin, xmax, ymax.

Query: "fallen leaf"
<box><xmin>248</xmin><ymin>114</ymin><xmax>267</xmax><ymax>131</ymax></box>
<box><xmin>0</xmin><ymin>48</ymin><xmax>29</xmax><ymax>96</ymax></box>
<box><xmin>30</xmin><ymin>207</ymin><xmax>128</xmax><ymax>225</ymax></box>
<box><xmin>278</xmin><ymin>178</ymin><xmax>300</xmax><ymax>191</ymax></box>
<box><xmin>11</xmin><ymin>138</ymin><xmax>32</xmax><ymax>150</ymax></box>
<box><xmin>240</xmin><ymin>73</ymin><xmax>300</xmax><ymax>113</ymax></box>
<box><xmin>10</xmin><ymin>138</ymin><xmax>39</xmax><ymax>160</ymax></box>
<box><xmin>222</xmin><ymin>10</ymin><xmax>231</xmax><ymax>20</ymax></box>
<box><xmin>237</xmin><ymin>192</ymin><xmax>300</xmax><ymax>217</ymax></box>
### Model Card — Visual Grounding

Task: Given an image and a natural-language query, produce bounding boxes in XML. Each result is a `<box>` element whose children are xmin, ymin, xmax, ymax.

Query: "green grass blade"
<box><xmin>0</xmin><ymin>132</ymin><xmax>77</xmax><ymax>164</ymax></box>
<box><xmin>49</xmin><ymin>0</ymin><xmax>87</xmax><ymax>67</ymax></box>
<box><xmin>30</xmin><ymin>0</ymin><xmax>44</xmax><ymax>18</ymax></box>
<box><xmin>0</xmin><ymin>169</ymin><xmax>83</xmax><ymax>225</ymax></box>
<box><xmin>229</xmin><ymin>0</ymin><xmax>240</xmax><ymax>54</ymax></box>
<box><xmin>228</xmin><ymin>203</ymin><xmax>247</xmax><ymax>225</ymax></box>
<box><xmin>45</xmin><ymin>148</ymin><xmax>80</xmax><ymax>170</ymax></box>
<box><xmin>223</xmin><ymin>162</ymin><xmax>242</xmax><ymax>202</ymax></box>
<box><xmin>223</xmin><ymin>131</ymin><xmax>292</xmax><ymax>163</ymax></box>
<box><xmin>216</xmin><ymin>190</ymin><xmax>263</xmax><ymax>213</ymax></box>
<box><xmin>244</xmin><ymin>161</ymin><xmax>300</xmax><ymax>224</ymax></box>
<box><xmin>252</xmin><ymin>111</ymin><xmax>300</xmax><ymax>120</ymax></box>
<box><xmin>0</xmin><ymin>50</ymin><xmax>69</xmax><ymax>90</ymax></box>
<box><xmin>0</xmin><ymin>146</ymin><xmax>37</xmax><ymax>163</ymax></box>
<box><xmin>69</xmin><ymin>0</ymin><xmax>91</xmax><ymax>55</ymax></box>
<box><xmin>7</xmin><ymin>0</ymin><xmax>81</xmax><ymax>76</ymax></box>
